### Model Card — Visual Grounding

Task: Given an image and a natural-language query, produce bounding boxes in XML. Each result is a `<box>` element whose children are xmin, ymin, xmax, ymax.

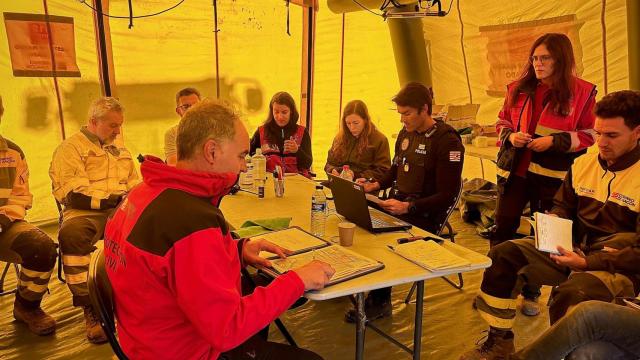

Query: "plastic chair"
<box><xmin>404</xmin><ymin>178</ymin><xmax>465</xmax><ymax>304</ymax></box>
<box><xmin>0</xmin><ymin>262</ymin><xmax>20</xmax><ymax>296</ymax></box>
<box><xmin>87</xmin><ymin>248</ymin><xmax>129</xmax><ymax>360</ymax></box>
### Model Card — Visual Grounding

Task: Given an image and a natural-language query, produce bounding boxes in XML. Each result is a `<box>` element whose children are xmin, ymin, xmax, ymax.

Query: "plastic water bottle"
<box><xmin>339</xmin><ymin>165</ymin><xmax>354</xmax><ymax>181</ymax></box>
<box><xmin>240</xmin><ymin>154</ymin><xmax>253</xmax><ymax>189</ymax></box>
<box><xmin>252</xmin><ymin>148</ymin><xmax>266</xmax><ymax>189</ymax></box>
<box><xmin>310</xmin><ymin>185</ymin><xmax>327</xmax><ymax>238</ymax></box>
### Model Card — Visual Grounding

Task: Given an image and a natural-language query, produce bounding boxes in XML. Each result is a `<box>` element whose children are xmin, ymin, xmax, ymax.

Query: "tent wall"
<box><xmin>0</xmin><ymin>1</ymin><xmax>631</xmax><ymax>223</ymax></box>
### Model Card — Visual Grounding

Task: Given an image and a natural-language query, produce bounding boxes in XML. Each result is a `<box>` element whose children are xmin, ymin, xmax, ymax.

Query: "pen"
<box><xmin>397</xmin><ymin>236</ymin><xmax>424</xmax><ymax>244</ymax></box>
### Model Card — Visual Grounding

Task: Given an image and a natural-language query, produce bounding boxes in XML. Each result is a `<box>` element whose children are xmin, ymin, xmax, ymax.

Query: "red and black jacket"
<box><xmin>104</xmin><ymin>156</ymin><xmax>304</xmax><ymax>360</ymax></box>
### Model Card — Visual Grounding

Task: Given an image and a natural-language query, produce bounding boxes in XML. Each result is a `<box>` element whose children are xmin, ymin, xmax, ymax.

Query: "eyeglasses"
<box><xmin>176</xmin><ymin>103</ymin><xmax>192</xmax><ymax>112</ymax></box>
<box><xmin>529</xmin><ymin>55</ymin><xmax>553</xmax><ymax>64</ymax></box>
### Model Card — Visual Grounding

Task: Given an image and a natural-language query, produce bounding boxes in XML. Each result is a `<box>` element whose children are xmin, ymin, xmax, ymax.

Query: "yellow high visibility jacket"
<box><xmin>49</xmin><ymin>127</ymin><xmax>139</xmax><ymax>217</ymax></box>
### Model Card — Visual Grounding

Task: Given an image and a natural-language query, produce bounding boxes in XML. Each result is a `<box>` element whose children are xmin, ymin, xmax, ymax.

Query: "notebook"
<box><xmin>388</xmin><ymin>239</ymin><xmax>471</xmax><ymax>272</ymax></box>
<box><xmin>255</xmin><ymin>227</ymin><xmax>384</xmax><ymax>286</ymax></box>
<box><xmin>253</xmin><ymin>227</ymin><xmax>330</xmax><ymax>259</ymax></box>
<box><xmin>532</xmin><ymin>212</ymin><xmax>573</xmax><ymax>255</ymax></box>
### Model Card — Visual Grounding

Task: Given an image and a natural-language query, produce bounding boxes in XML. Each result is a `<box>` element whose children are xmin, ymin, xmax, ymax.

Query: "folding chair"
<box><xmin>0</xmin><ymin>262</ymin><xmax>20</xmax><ymax>296</ymax></box>
<box><xmin>404</xmin><ymin>178</ymin><xmax>465</xmax><ymax>303</ymax></box>
<box><xmin>87</xmin><ymin>248</ymin><xmax>128</xmax><ymax>360</ymax></box>
<box><xmin>54</xmin><ymin>197</ymin><xmax>66</xmax><ymax>283</ymax></box>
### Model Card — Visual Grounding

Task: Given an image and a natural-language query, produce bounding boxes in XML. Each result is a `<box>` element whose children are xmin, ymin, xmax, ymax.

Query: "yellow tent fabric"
<box><xmin>0</xmin><ymin>0</ymin><xmax>630</xmax><ymax>223</ymax></box>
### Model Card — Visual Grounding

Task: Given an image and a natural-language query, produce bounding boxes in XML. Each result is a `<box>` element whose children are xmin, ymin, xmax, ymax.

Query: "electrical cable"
<box><xmin>79</xmin><ymin>0</ymin><xmax>185</xmax><ymax>19</ymax></box>
<box><xmin>456</xmin><ymin>0</ymin><xmax>473</xmax><ymax>104</ymax></box>
<box><xmin>351</xmin><ymin>0</ymin><xmax>384</xmax><ymax>17</ymax></box>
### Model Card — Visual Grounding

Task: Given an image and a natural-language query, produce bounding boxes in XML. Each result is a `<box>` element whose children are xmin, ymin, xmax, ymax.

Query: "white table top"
<box><xmin>220</xmin><ymin>175</ymin><xmax>491</xmax><ymax>301</ymax></box>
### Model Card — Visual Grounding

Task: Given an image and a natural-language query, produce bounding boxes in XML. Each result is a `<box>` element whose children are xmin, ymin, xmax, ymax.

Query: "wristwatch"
<box><xmin>408</xmin><ymin>201</ymin><xmax>417</xmax><ymax>215</ymax></box>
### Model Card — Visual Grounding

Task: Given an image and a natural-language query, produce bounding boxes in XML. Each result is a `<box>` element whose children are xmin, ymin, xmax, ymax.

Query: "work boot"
<box><xmin>344</xmin><ymin>295</ymin><xmax>392</xmax><ymax>323</ymax></box>
<box><xmin>520</xmin><ymin>297</ymin><xmax>540</xmax><ymax>316</ymax></box>
<box><xmin>459</xmin><ymin>328</ymin><xmax>515</xmax><ymax>360</ymax></box>
<box><xmin>83</xmin><ymin>305</ymin><xmax>108</xmax><ymax>344</ymax></box>
<box><xmin>13</xmin><ymin>299</ymin><xmax>56</xmax><ymax>335</ymax></box>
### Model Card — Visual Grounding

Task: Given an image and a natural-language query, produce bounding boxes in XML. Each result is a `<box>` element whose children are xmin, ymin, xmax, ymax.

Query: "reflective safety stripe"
<box><xmin>20</xmin><ymin>268</ymin><xmax>53</xmax><ymax>280</ymax></box>
<box><xmin>18</xmin><ymin>280</ymin><xmax>49</xmax><ymax>293</ymax></box>
<box><xmin>479</xmin><ymin>310</ymin><xmax>516</xmax><ymax>330</ymax></box>
<box><xmin>497</xmin><ymin>168</ymin><xmax>510</xmax><ymax>179</ymax></box>
<box><xmin>91</xmin><ymin>196</ymin><xmax>101</xmax><ymax>210</ymax></box>
<box><xmin>479</xmin><ymin>291</ymin><xmax>517</xmax><ymax>310</ymax></box>
<box><xmin>65</xmin><ymin>272</ymin><xmax>88</xmax><ymax>285</ymax></box>
<box><xmin>528</xmin><ymin>162</ymin><xmax>567</xmax><ymax>179</ymax></box>
<box><xmin>63</xmin><ymin>254</ymin><xmax>91</xmax><ymax>266</ymax></box>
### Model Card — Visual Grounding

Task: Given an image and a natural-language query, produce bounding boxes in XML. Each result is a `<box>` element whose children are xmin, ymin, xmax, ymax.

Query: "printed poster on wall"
<box><xmin>479</xmin><ymin>14</ymin><xmax>584</xmax><ymax>97</ymax></box>
<box><xmin>3</xmin><ymin>12</ymin><xmax>81</xmax><ymax>77</ymax></box>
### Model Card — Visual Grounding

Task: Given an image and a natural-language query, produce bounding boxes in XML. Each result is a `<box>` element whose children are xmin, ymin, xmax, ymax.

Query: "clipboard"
<box><xmin>252</xmin><ymin>226</ymin><xmax>331</xmax><ymax>259</ymax></box>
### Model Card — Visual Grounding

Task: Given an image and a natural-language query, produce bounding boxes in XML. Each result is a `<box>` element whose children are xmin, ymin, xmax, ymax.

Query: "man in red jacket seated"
<box><xmin>104</xmin><ymin>99</ymin><xmax>335</xmax><ymax>360</ymax></box>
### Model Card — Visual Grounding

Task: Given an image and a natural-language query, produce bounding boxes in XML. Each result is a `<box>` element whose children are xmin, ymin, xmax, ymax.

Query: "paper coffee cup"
<box><xmin>338</xmin><ymin>222</ymin><xmax>356</xmax><ymax>247</ymax></box>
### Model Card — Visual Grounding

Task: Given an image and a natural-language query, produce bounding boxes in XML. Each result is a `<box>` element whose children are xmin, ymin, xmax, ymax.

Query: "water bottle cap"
<box><xmin>255</xmin><ymin>148</ymin><xmax>262</xmax><ymax>155</ymax></box>
<box><xmin>343</xmin><ymin>165</ymin><xmax>349</xmax><ymax>170</ymax></box>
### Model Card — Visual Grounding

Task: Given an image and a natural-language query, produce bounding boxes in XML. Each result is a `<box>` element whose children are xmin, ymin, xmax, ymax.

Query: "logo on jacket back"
<box><xmin>0</xmin><ymin>157</ymin><xmax>16</xmax><ymax>165</ymax></box>
<box><xmin>577</xmin><ymin>186</ymin><xmax>594</xmax><ymax>196</ymax></box>
<box><xmin>611</xmin><ymin>192</ymin><xmax>636</xmax><ymax>207</ymax></box>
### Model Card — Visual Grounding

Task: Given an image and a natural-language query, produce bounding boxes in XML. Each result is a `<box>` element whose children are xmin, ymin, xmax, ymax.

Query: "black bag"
<box><xmin>459</xmin><ymin>178</ymin><xmax>498</xmax><ymax>228</ymax></box>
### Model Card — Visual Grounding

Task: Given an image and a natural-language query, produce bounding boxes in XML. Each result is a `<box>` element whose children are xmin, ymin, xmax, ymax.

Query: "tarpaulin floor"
<box><xmin>0</xmin><ymin>211</ymin><xmax>553</xmax><ymax>360</ymax></box>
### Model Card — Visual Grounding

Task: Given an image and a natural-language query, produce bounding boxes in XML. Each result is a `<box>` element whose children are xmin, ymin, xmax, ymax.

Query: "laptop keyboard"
<box><xmin>370</xmin><ymin>214</ymin><xmax>396</xmax><ymax>228</ymax></box>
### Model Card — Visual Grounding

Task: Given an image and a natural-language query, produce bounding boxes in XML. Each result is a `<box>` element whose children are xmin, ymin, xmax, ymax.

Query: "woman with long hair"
<box><xmin>250</xmin><ymin>92</ymin><xmax>312</xmax><ymax>176</ymax></box>
<box><xmin>490</xmin><ymin>33</ymin><xmax>596</xmax><ymax>316</ymax></box>
<box><xmin>325</xmin><ymin>100</ymin><xmax>390</xmax><ymax>181</ymax></box>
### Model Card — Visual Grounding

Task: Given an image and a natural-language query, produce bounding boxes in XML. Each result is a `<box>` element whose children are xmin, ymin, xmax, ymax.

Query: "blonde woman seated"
<box><xmin>324</xmin><ymin>100</ymin><xmax>391</xmax><ymax>182</ymax></box>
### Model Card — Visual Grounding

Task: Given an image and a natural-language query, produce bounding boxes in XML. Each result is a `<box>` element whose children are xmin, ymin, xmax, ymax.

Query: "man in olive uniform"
<box><xmin>0</xmin><ymin>95</ymin><xmax>58</xmax><ymax>336</ymax></box>
<box><xmin>346</xmin><ymin>82</ymin><xmax>465</xmax><ymax>322</ymax></box>
<box><xmin>49</xmin><ymin>97</ymin><xmax>139</xmax><ymax>343</ymax></box>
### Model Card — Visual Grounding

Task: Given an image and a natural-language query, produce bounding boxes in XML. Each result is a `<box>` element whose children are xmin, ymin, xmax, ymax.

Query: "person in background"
<box><xmin>460</xmin><ymin>90</ymin><xmax>640</xmax><ymax>360</ymax></box>
<box><xmin>250</xmin><ymin>92</ymin><xmax>312</xmax><ymax>176</ymax></box>
<box><xmin>164</xmin><ymin>87</ymin><xmax>201</xmax><ymax>165</ymax></box>
<box><xmin>49</xmin><ymin>97</ymin><xmax>139</xmax><ymax>343</ymax></box>
<box><xmin>324</xmin><ymin>100</ymin><xmax>391</xmax><ymax>181</ymax></box>
<box><xmin>0</xmin><ymin>95</ymin><xmax>58</xmax><ymax>336</ymax></box>
<box><xmin>491</xmin><ymin>33</ymin><xmax>597</xmax><ymax>316</ymax></box>
<box><xmin>105</xmin><ymin>99</ymin><xmax>334</xmax><ymax>359</ymax></box>
<box><xmin>344</xmin><ymin>82</ymin><xmax>464</xmax><ymax>323</ymax></box>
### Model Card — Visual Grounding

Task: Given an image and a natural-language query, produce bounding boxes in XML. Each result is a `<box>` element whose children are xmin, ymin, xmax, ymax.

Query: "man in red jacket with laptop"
<box><xmin>105</xmin><ymin>99</ymin><xmax>334</xmax><ymax>359</ymax></box>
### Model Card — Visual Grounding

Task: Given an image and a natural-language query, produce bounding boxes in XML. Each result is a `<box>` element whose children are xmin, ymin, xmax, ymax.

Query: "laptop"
<box><xmin>328</xmin><ymin>175</ymin><xmax>412</xmax><ymax>233</ymax></box>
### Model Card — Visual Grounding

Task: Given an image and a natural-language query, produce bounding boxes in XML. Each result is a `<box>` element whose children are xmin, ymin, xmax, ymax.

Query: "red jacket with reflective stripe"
<box><xmin>496</xmin><ymin>77</ymin><xmax>596</xmax><ymax>182</ymax></box>
<box><xmin>104</xmin><ymin>156</ymin><xmax>304</xmax><ymax>360</ymax></box>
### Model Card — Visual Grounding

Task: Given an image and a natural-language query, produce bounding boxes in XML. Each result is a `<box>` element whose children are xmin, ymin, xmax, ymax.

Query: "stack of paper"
<box><xmin>255</xmin><ymin>227</ymin><xmax>329</xmax><ymax>259</ymax></box>
<box><xmin>391</xmin><ymin>240</ymin><xmax>471</xmax><ymax>272</ymax></box>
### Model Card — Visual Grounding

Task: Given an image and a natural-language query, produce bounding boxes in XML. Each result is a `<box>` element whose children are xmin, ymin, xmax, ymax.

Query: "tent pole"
<box><xmin>300</xmin><ymin>3</ymin><xmax>317</xmax><ymax>132</ymax></box>
<box><xmin>93</xmin><ymin>0</ymin><xmax>115</xmax><ymax>97</ymax></box>
<box><xmin>628</xmin><ymin>0</ymin><xmax>640</xmax><ymax>91</ymax></box>
<box><xmin>387</xmin><ymin>16</ymin><xmax>433</xmax><ymax>94</ymax></box>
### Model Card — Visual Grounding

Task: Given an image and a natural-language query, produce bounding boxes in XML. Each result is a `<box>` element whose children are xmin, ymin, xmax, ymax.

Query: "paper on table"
<box><xmin>533</xmin><ymin>212</ymin><xmax>573</xmax><ymax>255</ymax></box>
<box><xmin>255</xmin><ymin>227</ymin><xmax>329</xmax><ymax>259</ymax></box>
<box><xmin>270</xmin><ymin>246</ymin><xmax>381</xmax><ymax>285</ymax></box>
<box><xmin>365</xmin><ymin>193</ymin><xmax>383</xmax><ymax>205</ymax></box>
<box><xmin>391</xmin><ymin>240</ymin><xmax>471</xmax><ymax>271</ymax></box>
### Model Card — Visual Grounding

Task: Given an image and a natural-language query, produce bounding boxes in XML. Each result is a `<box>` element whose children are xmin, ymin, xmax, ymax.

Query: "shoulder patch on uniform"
<box><xmin>449</xmin><ymin>151</ymin><xmax>461</xmax><ymax>162</ymax></box>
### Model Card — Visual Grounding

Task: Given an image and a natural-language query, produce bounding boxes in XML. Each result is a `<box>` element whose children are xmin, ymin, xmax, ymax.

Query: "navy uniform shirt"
<box><xmin>379</xmin><ymin>120</ymin><xmax>464</xmax><ymax>233</ymax></box>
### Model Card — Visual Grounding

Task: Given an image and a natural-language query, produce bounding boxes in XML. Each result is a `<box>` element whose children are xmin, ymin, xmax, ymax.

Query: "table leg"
<box><xmin>413</xmin><ymin>280</ymin><xmax>425</xmax><ymax>360</ymax></box>
<box><xmin>355</xmin><ymin>292</ymin><xmax>366</xmax><ymax>360</ymax></box>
